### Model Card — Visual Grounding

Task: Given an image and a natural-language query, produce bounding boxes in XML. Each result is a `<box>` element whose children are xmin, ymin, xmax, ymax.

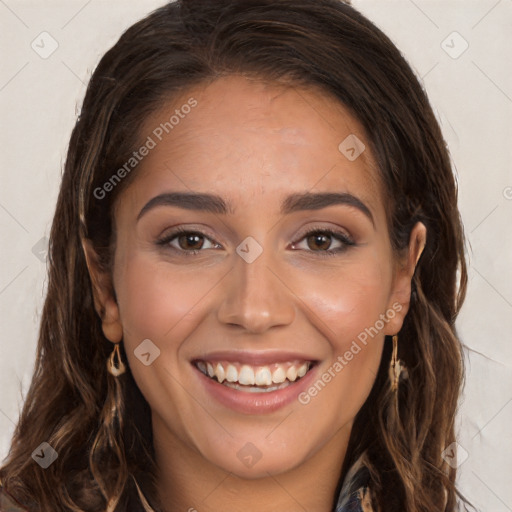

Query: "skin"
<box><xmin>83</xmin><ymin>74</ymin><xmax>426</xmax><ymax>512</ymax></box>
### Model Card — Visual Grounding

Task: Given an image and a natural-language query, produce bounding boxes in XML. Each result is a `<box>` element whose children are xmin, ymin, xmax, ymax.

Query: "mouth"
<box><xmin>193</xmin><ymin>359</ymin><xmax>315</xmax><ymax>393</ymax></box>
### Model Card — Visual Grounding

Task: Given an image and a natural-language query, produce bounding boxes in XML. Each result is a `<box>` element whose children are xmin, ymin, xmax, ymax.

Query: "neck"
<box><xmin>152</xmin><ymin>416</ymin><xmax>352</xmax><ymax>512</ymax></box>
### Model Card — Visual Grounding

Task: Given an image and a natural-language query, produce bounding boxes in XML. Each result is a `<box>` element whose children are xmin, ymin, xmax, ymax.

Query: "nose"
<box><xmin>216</xmin><ymin>244</ymin><xmax>296</xmax><ymax>334</ymax></box>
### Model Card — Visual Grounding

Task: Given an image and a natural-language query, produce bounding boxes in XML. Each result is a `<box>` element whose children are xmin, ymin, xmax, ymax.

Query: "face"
<box><xmin>87</xmin><ymin>75</ymin><xmax>419</xmax><ymax>479</ymax></box>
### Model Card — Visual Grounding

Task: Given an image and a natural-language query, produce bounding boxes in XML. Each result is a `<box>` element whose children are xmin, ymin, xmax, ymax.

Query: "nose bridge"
<box><xmin>217</xmin><ymin>239</ymin><xmax>295</xmax><ymax>333</ymax></box>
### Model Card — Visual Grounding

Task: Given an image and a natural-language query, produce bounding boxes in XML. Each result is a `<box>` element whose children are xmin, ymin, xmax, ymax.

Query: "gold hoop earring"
<box><xmin>389</xmin><ymin>334</ymin><xmax>406</xmax><ymax>392</ymax></box>
<box><xmin>107</xmin><ymin>343</ymin><xmax>126</xmax><ymax>377</ymax></box>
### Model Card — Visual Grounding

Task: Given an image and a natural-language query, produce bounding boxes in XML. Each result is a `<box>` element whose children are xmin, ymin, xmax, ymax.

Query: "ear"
<box><xmin>82</xmin><ymin>238</ymin><xmax>123</xmax><ymax>343</ymax></box>
<box><xmin>383</xmin><ymin>222</ymin><xmax>427</xmax><ymax>335</ymax></box>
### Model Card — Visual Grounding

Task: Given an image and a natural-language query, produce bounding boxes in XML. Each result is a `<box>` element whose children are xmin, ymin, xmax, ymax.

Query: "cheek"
<box><xmin>292</xmin><ymin>254</ymin><xmax>392</xmax><ymax>414</ymax></box>
<box><xmin>113</xmin><ymin>252</ymin><xmax>222</xmax><ymax>345</ymax></box>
<box><xmin>296</xmin><ymin>256</ymin><xmax>393</xmax><ymax>346</ymax></box>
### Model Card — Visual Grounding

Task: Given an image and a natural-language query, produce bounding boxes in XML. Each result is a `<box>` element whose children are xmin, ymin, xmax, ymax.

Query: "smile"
<box><xmin>194</xmin><ymin>360</ymin><xmax>313</xmax><ymax>393</ymax></box>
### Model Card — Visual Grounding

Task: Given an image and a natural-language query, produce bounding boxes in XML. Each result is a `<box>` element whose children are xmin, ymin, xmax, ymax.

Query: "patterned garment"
<box><xmin>334</xmin><ymin>454</ymin><xmax>374</xmax><ymax>512</ymax></box>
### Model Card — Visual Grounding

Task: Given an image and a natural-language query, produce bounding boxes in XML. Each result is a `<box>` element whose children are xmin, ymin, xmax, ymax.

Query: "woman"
<box><xmin>0</xmin><ymin>0</ymin><xmax>473</xmax><ymax>510</ymax></box>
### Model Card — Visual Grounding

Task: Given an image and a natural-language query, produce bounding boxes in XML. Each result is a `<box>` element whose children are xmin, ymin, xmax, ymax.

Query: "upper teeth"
<box><xmin>196</xmin><ymin>360</ymin><xmax>311</xmax><ymax>386</ymax></box>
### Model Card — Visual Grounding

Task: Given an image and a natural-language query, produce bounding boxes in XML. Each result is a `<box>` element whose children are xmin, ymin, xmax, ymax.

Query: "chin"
<box><xmin>198</xmin><ymin>435</ymin><xmax>311</xmax><ymax>479</ymax></box>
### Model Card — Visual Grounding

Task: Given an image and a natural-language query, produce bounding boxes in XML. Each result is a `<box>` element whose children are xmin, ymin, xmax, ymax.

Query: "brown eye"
<box><xmin>156</xmin><ymin>229</ymin><xmax>220</xmax><ymax>255</ymax></box>
<box><xmin>306</xmin><ymin>232</ymin><xmax>333</xmax><ymax>251</ymax></box>
<box><xmin>291</xmin><ymin>228</ymin><xmax>355</xmax><ymax>257</ymax></box>
<box><xmin>177</xmin><ymin>233</ymin><xmax>205</xmax><ymax>251</ymax></box>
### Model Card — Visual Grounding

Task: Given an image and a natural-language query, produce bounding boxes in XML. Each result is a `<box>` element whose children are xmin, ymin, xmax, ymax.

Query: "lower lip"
<box><xmin>193</xmin><ymin>364</ymin><xmax>318</xmax><ymax>414</ymax></box>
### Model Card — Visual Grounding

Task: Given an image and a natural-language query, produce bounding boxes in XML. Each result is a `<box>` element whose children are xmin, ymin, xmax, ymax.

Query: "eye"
<box><xmin>156</xmin><ymin>226</ymin><xmax>356</xmax><ymax>257</ymax></box>
<box><xmin>156</xmin><ymin>228</ymin><xmax>221</xmax><ymax>255</ymax></box>
<box><xmin>290</xmin><ymin>227</ymin><xmax>355</xmax><ymax>257</ymax></box>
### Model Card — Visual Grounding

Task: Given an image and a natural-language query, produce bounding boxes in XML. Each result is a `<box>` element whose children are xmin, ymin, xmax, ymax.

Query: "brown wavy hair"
<box><xmin>1</xmin><ymin>0</ymin><xmax>472</xmax><ymax>510</ymax></box>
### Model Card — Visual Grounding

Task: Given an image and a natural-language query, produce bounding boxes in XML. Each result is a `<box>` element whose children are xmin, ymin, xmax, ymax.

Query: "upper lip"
<box><xmin>191</xmin><ymin>350</ymin><xmax>319</xmax><ymax>366</ymax></box>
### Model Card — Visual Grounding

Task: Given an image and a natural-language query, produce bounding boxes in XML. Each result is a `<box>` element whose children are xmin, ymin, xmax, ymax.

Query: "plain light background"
<box><xmin>1</xmin><ymin>1</ymin><xmax>511</xmax><ymax>510</ymax></box>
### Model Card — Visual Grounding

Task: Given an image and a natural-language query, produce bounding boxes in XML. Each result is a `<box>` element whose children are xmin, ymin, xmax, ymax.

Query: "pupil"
<box><xmin>309</xmin><ymin>234</ymin><xmax>330</xmax><ymax>251</ymax></box>
<box><xmin>180</xmin><ymin>234</ymin><xmax>203</xmax><ymax>250</ymax></box>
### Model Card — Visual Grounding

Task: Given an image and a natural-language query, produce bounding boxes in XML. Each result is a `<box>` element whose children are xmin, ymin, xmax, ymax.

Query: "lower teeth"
<box><xmin>220</xmin><ymin>380</ymin><xmax>291</xmax><ymax>393</ymax></box>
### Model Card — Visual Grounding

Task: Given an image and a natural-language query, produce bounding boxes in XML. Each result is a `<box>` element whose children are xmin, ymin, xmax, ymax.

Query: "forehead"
<box><xmin>119</xmin><ymin>74</ymin><xmax>383</xmax><ymax>216</ymax></box>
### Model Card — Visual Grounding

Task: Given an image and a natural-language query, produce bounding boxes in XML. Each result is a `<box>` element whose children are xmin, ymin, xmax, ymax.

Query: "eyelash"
<box><xmin>155</xmin><ymin>225</ymin><xmax>356</xmax><ymax>258</ymax></box>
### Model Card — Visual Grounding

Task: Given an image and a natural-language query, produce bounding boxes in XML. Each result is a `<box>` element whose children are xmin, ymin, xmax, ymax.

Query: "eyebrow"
<box><xmin>137</xmin><ymin>191</ymin><xmax>374</xmax><ymax>224</ymax></box>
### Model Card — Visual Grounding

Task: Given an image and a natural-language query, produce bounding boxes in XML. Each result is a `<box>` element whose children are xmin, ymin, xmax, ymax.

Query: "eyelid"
<box><xmin>156</xmin><ymin>224</ymin><xmax>219</xmax><ymax>243</ymax></box>
<box><xmin>292</xmin><ymin>224</ymin><xmax>354</xmax><ymax>244</ymax></box>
